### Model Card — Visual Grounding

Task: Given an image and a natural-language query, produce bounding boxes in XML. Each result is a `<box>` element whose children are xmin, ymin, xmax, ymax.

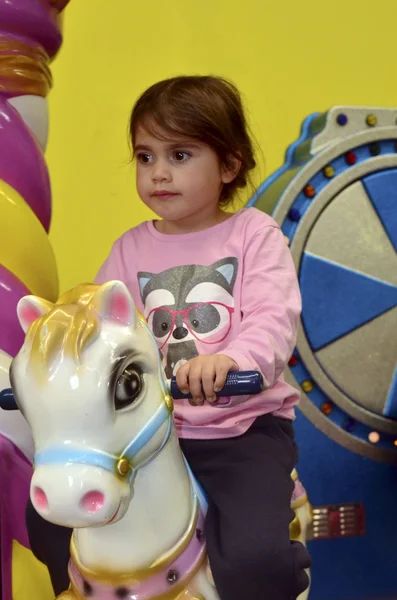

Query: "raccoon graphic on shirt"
<box><xmin>138</xmin><ymin>257</ymin><xmax>238</xmax><ymax>378</ymax></box>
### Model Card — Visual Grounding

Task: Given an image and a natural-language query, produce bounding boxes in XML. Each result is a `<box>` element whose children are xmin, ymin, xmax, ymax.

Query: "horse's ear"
<box><xmin>94</xmin><ymin>281</ymin><xmax>137</xmax><ymax>327</ymax></box>
<box><xmin>17</xmin><ymin>296</ymin><xmax>54</xmax><ymax>333</ymax></box>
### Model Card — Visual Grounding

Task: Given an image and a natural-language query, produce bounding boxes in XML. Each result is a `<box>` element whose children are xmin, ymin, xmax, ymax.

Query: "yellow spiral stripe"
<box><xmin>12</xmin><ymin>541</ymin><xmax>53</xmax><ymax>600</ymax></box>
<box><xmin>0</xmin><ymin>179</ymin><xmax>58</xmax><ymax>301</ymax></box>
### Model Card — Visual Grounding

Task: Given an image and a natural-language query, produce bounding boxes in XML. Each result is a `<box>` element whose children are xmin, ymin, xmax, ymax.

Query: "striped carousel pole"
<box><xmin>0</xmin><ymin>0</ymin><xmax>71</xmax><ymax>361</ymax></box>
<box><xmin>0</xmin><ymin>4</ymin><xmax>70</xmax><ymax>598</ymax></box>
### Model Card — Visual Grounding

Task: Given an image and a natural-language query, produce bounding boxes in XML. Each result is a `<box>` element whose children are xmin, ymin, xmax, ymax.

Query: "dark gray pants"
<box><xmin>26</xmin><ymin>413</ymin><xmax>311</xmax><ymax>599</ymax></box>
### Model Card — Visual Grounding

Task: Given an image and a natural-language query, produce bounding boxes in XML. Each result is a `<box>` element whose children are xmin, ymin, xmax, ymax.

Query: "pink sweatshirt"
<box><xmin>95</xmin><ymin>207</ymin><xmax>301</xmax><ymax>439</ymax></box>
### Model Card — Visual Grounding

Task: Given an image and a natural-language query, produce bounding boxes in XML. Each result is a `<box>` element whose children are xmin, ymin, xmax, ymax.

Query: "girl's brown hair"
<box><xmin>129</xmin><ymin>75</ymin><xmax>256</xmax><ymax>205</ymax></box>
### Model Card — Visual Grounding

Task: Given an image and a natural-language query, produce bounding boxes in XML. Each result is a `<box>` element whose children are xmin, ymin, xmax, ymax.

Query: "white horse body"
<box><xmin>10</xmin><ymin>281</ymin><xmax>310</xmax><ymax>600</ymax></box>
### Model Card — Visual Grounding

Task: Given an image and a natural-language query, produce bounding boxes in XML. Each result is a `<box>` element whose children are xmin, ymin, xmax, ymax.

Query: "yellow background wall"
<box><xmin>48</xmin><ymin>0</ymin><xmax>397</xmax><ymax>292</ymax></box>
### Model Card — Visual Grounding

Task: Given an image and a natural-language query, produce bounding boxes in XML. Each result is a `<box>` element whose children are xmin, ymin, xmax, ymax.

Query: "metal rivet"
<box><xmin>321</xmin><ymin>402</ymin><xmax>333</xmax><ymax>415</ymax></box>
<box><xmin>323</xmin><ymin>165</ymin><xmax>335</xmax><ymax>178</ymax></box>
<box><xmin>167</xmin><ymin>569</ymin><xmax>179</xmax><ymax>584</ymax></box>
<box><xmin>344</xmin><ymin>418</ymin><xmax>355</xmax><ymax>432</ymax></box>
<box><xmin>369</xmin><ymin>142</ymin><xmax>381</xmax><ymax>156</ymax></box>
<box><xmin>304</xmin><ymin>185</ymin><xmax>316</xmax><ymax>198</ymax></box>
<box><xmin>115</xmin><ymin>588</ymin><xmax>130</xmax><ymax>599</ymax></box>
<box><xmin>366</xmin><ymin>114</ymin><xmax>377</xmax><ymax>127</ymax></box>
<box><xmin>83</xmin><ymin>580</ymin><xmax>94</xmax><ymax>596</ymax></box>
<box><xmin>164</xmin><ymin>394</ymin><xmax>174</xmax><ymax>413</ymax></box>
<box><xmin>345</xmin><ymin>151</ymin><xmax>357</xmax><ymax>165</ymax></box>
<box><xmin>288</xmin><ymin>208</ymin><xmax>301</xmax><ymax>222</ymax></box>
<box><xmin>301</xmin><ymin>380</ymin><xmax>314</xmax><ymax>393</ymax></box>
<box><xmin>368</xmin><ymin>431</ymin><xmax>380</xmax><ymax>444</ymax></box>
<box><xmin>117</xmin><ymin>458</ymin><xmax>130</xmax><ymax>476</ymax></box>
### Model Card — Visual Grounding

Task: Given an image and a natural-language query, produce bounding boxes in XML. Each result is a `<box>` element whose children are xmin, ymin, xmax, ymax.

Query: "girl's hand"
<box><xmin>176</xmin><ymin>354</ymin><xmax>238</xmax><ymax>406</ymax></box>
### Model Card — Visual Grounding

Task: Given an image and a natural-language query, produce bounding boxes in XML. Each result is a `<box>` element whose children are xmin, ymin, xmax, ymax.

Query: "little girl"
<box><xmin>26</xmin><ymin>75</ymin><xmax>311</xmax><ymax>599</ymax></box>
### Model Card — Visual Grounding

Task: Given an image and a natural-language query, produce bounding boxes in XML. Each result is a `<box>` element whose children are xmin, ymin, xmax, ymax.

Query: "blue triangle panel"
<box><xmin>300</xmin><ymin>253</ymin><xmax>397</xmax><ymax>351</ymax></box>
<box><xmin>384</xmin><ymin>366</ymin><xmax>397</xmax><ymax>419</ymax></box>
<box><xmin>362</xmin><ymin>170</ymin><xmax>397</xmax><ymax>253</ymax></box>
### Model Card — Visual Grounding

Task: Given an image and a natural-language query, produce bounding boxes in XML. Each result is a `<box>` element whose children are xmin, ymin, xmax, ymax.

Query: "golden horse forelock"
<box><xmin>26</xmin><ymin>283</ymin><xmax>102</xmax><ymax>382</ymax></box>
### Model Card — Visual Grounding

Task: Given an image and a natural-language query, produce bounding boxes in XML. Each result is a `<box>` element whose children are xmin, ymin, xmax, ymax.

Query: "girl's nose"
<box><xmin>152</xmin><ymin>160</ymin><xmax>171</xmax><ymax>183</ymax></box>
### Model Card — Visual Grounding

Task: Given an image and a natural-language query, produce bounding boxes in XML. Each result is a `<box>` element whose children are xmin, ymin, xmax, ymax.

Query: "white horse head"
<box><xmin>11</xmin><ymin>281</ymin><xmax>173</xmax><ymax>529</ymax></box>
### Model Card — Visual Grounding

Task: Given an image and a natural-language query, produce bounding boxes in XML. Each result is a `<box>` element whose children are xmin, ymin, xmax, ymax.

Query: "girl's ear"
<box><xmin>221</xmin><ymin>155</ymin><xmax>242</xmax><ymax>184</ymax></box>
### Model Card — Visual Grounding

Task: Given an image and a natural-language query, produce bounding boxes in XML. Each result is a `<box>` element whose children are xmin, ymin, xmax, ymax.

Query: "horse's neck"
<box><xmin>74</xmin><ymin>432</ymin><xmax>194</xmax><ymax>573</ymax></box>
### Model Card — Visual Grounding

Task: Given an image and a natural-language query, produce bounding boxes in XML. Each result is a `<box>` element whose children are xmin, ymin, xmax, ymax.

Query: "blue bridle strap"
<box><xmin>34</xmin><ymin>402</ymin><xmax>172</xmax><ymax>483</ymax></box>
<box><xmin>120</xmin><ymin>401</ymin><xmax>170</xmax><ymax>461</ymax></box>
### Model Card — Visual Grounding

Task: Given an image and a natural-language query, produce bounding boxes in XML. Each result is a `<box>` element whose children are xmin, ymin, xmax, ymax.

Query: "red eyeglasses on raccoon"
<box><xmin>147</xmin><ymin>302</ymin><xmax>235</xmax><ymax>350</ymax></box>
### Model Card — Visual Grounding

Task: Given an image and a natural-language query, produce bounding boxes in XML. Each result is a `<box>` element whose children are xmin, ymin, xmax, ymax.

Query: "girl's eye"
<box><xmin>172</xmin><ymin>151</ymin><xmax>190</xmax><ymax>162</ymax></box>
<box><xmin>137</xmin><ymin>153</ymin><xmax>154</xmax><ymax>164</ymax></box>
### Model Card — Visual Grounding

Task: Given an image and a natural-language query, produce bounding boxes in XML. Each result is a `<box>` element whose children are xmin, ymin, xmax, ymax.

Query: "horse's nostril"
<box><xmin>33</xmin><ymin>487</ymin><xmax>48</xmax><ymax>511</ymax></box>
<box><xmin>80</xmin><ymin>491</ymin><xmax>105</xmax><ymax>513</ymax></box>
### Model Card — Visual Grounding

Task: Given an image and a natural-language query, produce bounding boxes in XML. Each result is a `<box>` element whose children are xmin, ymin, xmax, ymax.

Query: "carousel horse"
<box><xmin>8</xmin><ymin>281</ymin><xmax>312</xmax><ymax>599</ymax></box>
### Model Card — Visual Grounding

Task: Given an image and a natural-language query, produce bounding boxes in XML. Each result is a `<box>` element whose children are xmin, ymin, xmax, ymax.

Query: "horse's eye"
<box><xmin>115</xmin><ymin>364</ymin><xmax>143</xmax><ymax>410</ymax></box>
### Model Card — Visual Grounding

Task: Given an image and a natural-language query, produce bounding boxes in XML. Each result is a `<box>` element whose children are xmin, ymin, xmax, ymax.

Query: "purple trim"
<box><xmin>0</xmin><ymin>265</ymin><xmax>30</xmax><ymax>357</ymax></box>
<box><xmin>292</xmin><ymin>478</ymin><xmax>307</xmax><ymax>502</ymax></box>
<box><xmin>70</xmin><ymin>508</ymin><xmax>206</xmax><ymax>599</ymax></box>
<box><xmin>0</xmin><ymin>96</ymin><xmax>51</xmax><ymax>231</ymax></box>
<box><xmin>0</xmin><ymin>0</ymin><xmax>63</xmax><ymax>57</ymax></box>
<box><xmin>0</xmin><ymin>434</ymin><xmax>33</xmax><ymax>600</ymax></box>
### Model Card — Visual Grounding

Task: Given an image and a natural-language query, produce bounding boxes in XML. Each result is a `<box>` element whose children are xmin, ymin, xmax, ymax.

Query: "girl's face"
<box><xmin>134</xmin><ymin>124</ymin><xmax>237</xmax><ymax>232</ymax></box>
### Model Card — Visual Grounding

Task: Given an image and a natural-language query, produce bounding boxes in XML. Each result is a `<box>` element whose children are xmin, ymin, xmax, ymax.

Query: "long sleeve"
<box><xmin>222</xmin><ymin>225</ymin><xmax>301</xmax><ymax>390</ymax></box>
<box><xmin>94</xmin><ymin>240</ymin><xmax>123</xmax><ymax>285</ymax></box>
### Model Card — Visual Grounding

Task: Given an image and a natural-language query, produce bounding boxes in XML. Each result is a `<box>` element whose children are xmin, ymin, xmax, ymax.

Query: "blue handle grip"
<box><xmin>0</xmin><ymin>371</ymin><xmax>265</xmax><ymax>411</ymax></box>
<box><xmin>0</xmin><ymin>388</ymin><xmax>17</xmax><ymax>410</ymax></box>
<box><xmin>170</xmin><ymin>370</ymin><xmax>264</xmax><ymax>400</ymax></box>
